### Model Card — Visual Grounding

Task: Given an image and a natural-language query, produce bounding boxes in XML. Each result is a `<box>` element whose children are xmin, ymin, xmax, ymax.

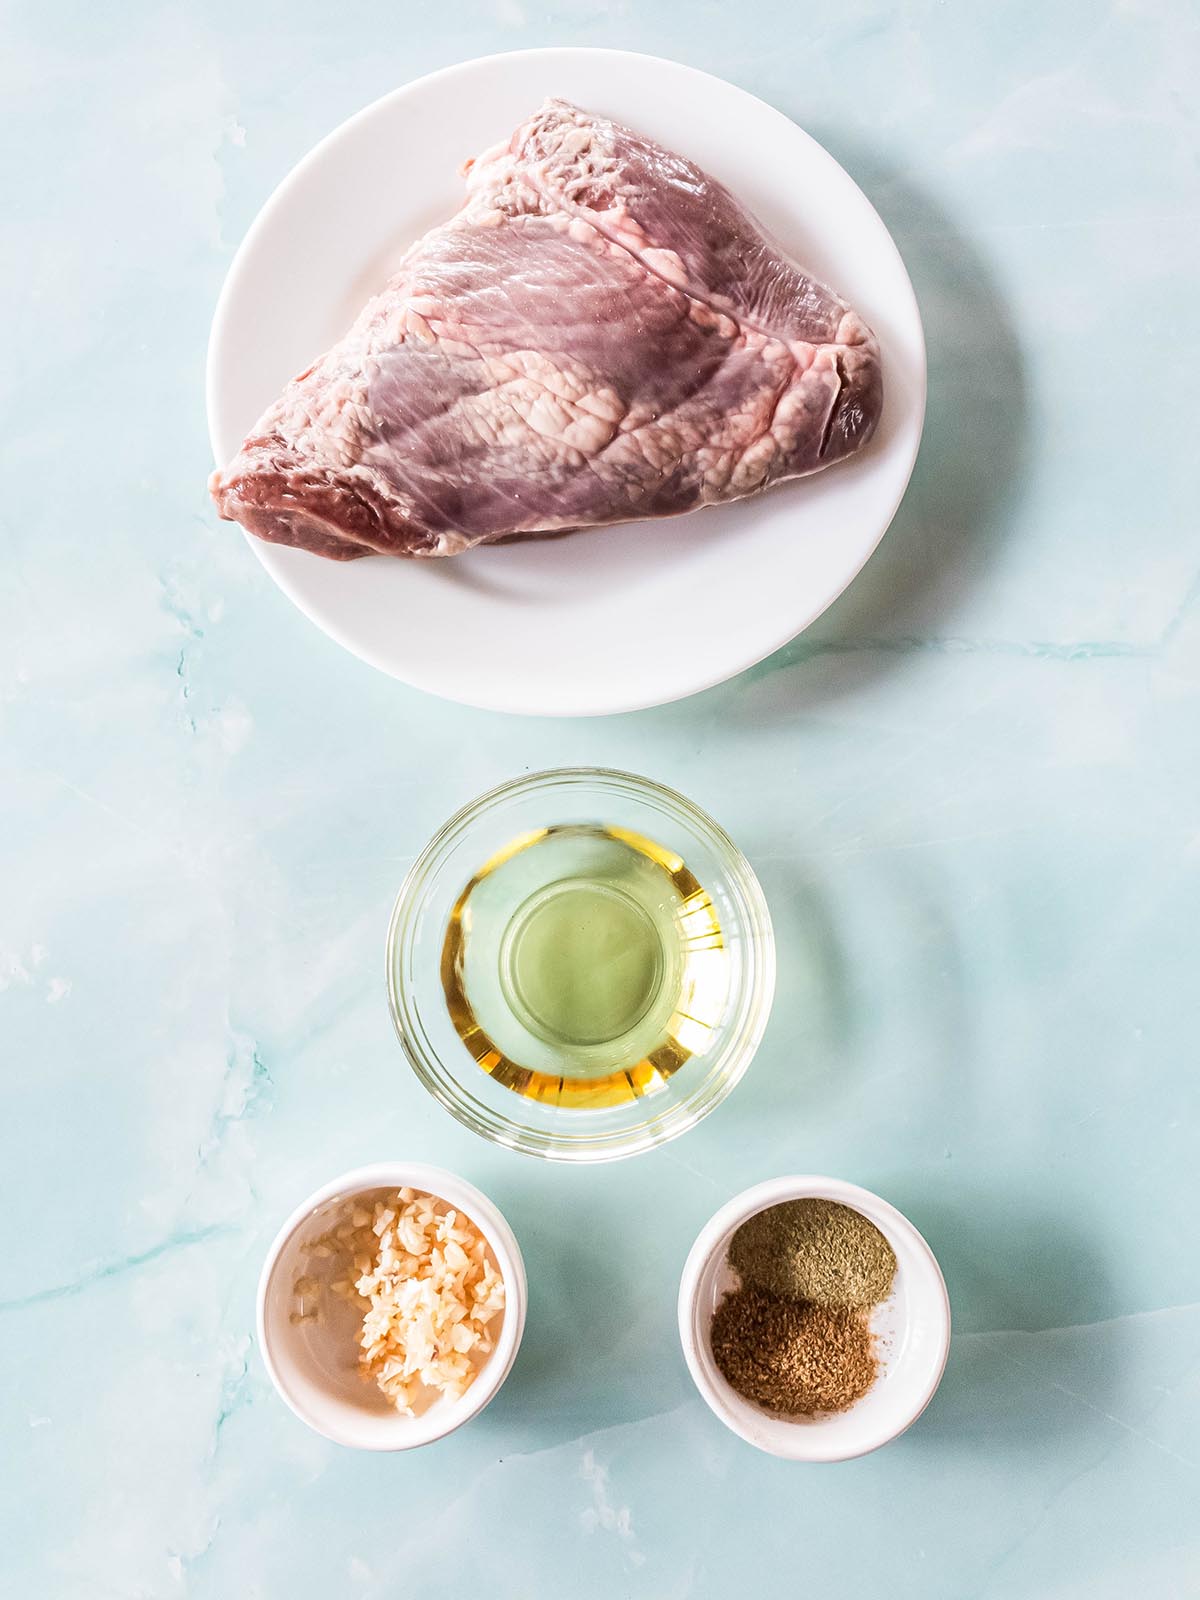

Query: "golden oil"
<box><xmin>441</xmin><ymin>824</ymin><xmax>729</xmax><ymax>1109</ymax></box>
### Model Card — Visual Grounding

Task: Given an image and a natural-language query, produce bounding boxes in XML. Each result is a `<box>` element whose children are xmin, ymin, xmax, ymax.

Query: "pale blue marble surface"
<box><xmin>3</xmin><ymin>2</ymin><xmax>1199</xmax><ymax>1595</ymax></box>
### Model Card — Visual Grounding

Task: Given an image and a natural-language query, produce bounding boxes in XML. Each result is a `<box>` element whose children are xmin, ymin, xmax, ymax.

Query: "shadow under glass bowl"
<box><xmin>387</xmin><ymin>768</ymin><xmax>775</xmax><ymax>1163</ymax></box>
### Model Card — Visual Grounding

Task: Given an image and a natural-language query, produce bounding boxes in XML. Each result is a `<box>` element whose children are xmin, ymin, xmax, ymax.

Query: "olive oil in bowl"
<box><xmin>442</xmin><ymin>825</ymin><xmax>729</xmax><ymax>1109</ymax></box>
<box><xmin>388</xmin><ymin>768</ymin><xmax>774</xmax><ymax>1161</ymax></box>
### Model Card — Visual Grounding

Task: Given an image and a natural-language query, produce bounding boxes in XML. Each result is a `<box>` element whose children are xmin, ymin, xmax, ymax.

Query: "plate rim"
<box><xmin>206</xmin><ymin>46</ymin><xmax>927</xmax><ymax>717</ymax></box>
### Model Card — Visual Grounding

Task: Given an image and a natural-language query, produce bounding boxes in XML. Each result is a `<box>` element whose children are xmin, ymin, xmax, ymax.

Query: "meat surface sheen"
<box><xmin>210</xmin><ymin>101</ymin><xmax>883</xmax><ymax>559</ymax></box>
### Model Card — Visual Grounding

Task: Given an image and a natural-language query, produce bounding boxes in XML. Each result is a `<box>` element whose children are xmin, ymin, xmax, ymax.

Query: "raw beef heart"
<box><xmin>210</xmin><ymin>100</ymin><xmax>884</xmax><ymax>560</ymax></box>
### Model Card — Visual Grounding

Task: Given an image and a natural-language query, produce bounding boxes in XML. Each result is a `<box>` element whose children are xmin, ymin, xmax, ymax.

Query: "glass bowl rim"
<box><xmin>386</xmin><ymin>766</ymin><xmax>776</xmax><ymax>1163</ymax></box>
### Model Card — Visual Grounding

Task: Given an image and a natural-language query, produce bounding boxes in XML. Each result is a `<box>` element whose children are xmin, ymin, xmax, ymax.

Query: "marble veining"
<box><xmin>2</xmin><ymin>2</ymin><xmax>1198</xmax><ymax>1596</ymax></box>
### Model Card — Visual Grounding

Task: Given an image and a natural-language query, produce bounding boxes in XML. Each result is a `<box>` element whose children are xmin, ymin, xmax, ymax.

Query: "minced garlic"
<box><xmin>300</xmin><ymin>1187</ymin><xmax>505</xmax><ymax>1414</ymax></box>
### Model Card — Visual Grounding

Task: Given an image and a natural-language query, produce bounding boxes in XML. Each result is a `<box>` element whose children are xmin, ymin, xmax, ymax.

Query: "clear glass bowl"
<box><xmin>387</xmin><ymin>768</ymin><xmax>775</xmax><ymax>1163</ymax></box>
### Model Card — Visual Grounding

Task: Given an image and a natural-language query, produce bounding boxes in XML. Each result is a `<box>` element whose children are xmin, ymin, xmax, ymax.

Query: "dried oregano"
<box><xmin>728</xmin><ymin>1198</ymin><xmax>896</xmax><ymax>1308</ymax></box>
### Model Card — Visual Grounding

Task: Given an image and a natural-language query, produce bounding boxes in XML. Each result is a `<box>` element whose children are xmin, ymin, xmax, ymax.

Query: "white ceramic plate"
<box><xmin>207</xmin><ymin>48</ymin><xmax>925</xmax><ymax>717</ymax></box>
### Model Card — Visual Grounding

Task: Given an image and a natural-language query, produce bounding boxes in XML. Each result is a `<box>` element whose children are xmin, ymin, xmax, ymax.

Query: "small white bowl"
<box><xmin>257</xmin><ymin>1163</ymin><xmax>527</xmax><ymax>1450</ymax></box>
<box><xmin>678</xmin><ymin>1175</ymin><xmax>950</xmax><ymax>1461</ymax></box>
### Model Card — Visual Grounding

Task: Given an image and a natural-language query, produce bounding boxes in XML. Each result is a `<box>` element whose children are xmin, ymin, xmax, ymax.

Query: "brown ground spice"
<box><xmin>710</xmin><ymin>1285</ymin><xmax>878</xmax><ymax>1415</ymax></box>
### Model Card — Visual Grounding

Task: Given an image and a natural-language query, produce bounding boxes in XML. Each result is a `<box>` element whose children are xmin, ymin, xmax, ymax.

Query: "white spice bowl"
<box><xmin>678</xmin><ymin>1175</ymin><xmax>950</xmax><ymax>1461</ymax></box>
<box><xmin>257</xmin><ymin>1162</ymin><xmax>527</xmax><ymax>1450</ymax></box>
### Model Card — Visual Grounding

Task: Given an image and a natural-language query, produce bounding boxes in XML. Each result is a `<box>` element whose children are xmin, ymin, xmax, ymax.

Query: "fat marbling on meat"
<box><xmin>210</xmin><ymin>100</ymin><xmax>883</xmax><ymax>559</ymax></box>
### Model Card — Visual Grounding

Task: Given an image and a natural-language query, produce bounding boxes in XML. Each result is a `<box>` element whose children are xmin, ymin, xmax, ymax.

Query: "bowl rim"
<box><xmin>677</xmin><ymin>1174</ymin><xmax>951</xmax><ymax>1461</ymax></box>
<box><xmin>256</xmin><ymin>1162</ymin><xmax>527</xmax><ymax>1450</ymax></box>
<box><xmin>386</xmin><ymin>766</ymin><xmax>776</xmax><ymax>1162</ymax></box>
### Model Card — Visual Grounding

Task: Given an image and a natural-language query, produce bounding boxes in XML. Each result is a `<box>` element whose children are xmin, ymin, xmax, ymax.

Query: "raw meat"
<box><xmin>210</xmin><ymin>101</ymin><xmax>883</xmax><ymax>560</ymax></box>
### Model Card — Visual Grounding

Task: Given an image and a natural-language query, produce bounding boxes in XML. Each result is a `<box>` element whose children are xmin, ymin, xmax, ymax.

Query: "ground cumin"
<box><xmin>710</xmin><ymin>1285</ymin><xmax>878</xmax><ymax>1415</ymax></box>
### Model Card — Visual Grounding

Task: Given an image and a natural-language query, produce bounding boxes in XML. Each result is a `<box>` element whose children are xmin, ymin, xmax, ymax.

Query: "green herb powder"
<box><xmin>729</xmin><ymin>1198</ymin><xmax>897</xmax><ymax>1308</ymax></box>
